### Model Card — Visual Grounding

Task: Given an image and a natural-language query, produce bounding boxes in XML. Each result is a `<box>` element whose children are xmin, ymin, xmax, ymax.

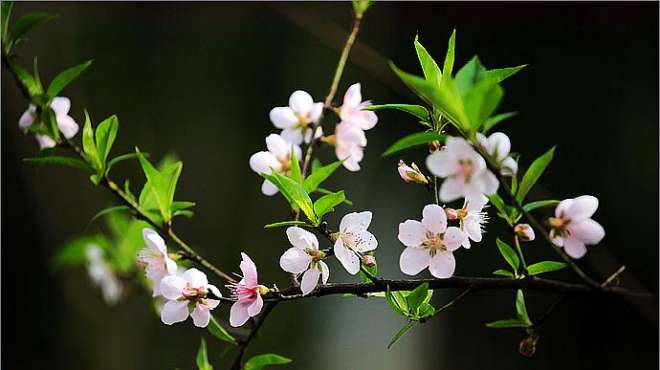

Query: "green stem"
<box><xmin>513</xmin><ymin>235</ymin><xmax>528</xmax><ymax>275</ymax></box>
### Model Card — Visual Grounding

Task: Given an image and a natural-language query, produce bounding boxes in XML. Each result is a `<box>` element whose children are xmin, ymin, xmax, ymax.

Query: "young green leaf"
<box><xmin>264</xmin><ymin>172</ymin><xmax>317</xmax><ymax>224</ymax></box>
<box><xmin>487</xmin><ymin>193</ymin><xmax>514</xmax><ymax>225</ymax></box>
<box><xmin>1</xmin><ymin>1</ymin><xmax>13</xmax><ymax>44</ymax></box>
<box><xmin>243</xmin><ymin>354</ymin><xmax>292</xmax><ymax>370</ymax></box>
<box><xmin>387</xmin><ymin>321</ymin><xmax>417</xmax><ymax>349</ymax></box>
<box><xmin>94</xmin><ymin>115</ymin><xmax>119</xmax><ymax>167</ymax></box>
<box><xmin>264</xmin><ymin>220</ymin><xmax>310</xmax><ymax>229</ymax></box>
<box><xmin>515</xmin><ymin>290</ymin><xmax>532</xmax><ymax>325</ymax></box>
<box><xmin>485</xmin><ymin>318</ymin><xmax>530</xmax><ymax>329</ymax></box>
<box><xmin>313</xmin><ymin>190</ymin><xmax>345</xmax><ymax>220</ymax></box>
<box><xmin>463</xmin><ymin>78</ymin><xmax>503</xmax><ymax>130</ymax></box>
<box><xmin>106</xmin><ymin>152</ymin><xmax>145</xmax><ymax>174</ymax></box>
<box><xmin>522</xmin><ymin>199</ymin><xmax>560</xmax><ymax>213</ymax></box>
<box><xmin>311</xmin><ymin>158</ymin><xmax>322</xmax><ymax>173</ymax></box>
<box><xmin>365</xmin><ymin>104</ymin><xmax>430</xmax><ymax>121</ymax></box>
<box><xmin>516</xmin><ymin>146</ymin><xmax>555</xmax><ymax>203</ymax></box>
<box><xmin>23</xmin><ymin>155</ymin><xmax>91</xmax><ymax>172</ymax></box>
<box><xmin>496</xmin><ymin>238</ymin><xmax>520</xmax><ymax>272</ymax></box>
<box><xmin>42</xmin><ymin>107</ymin><xmax>60</xmax><ymax>141</ymax></box>
<box><xmin>441</xmin><ymin>29</ymin><xmax>457</xmax><ymax>82</ymax></box>
<box><xmin>303</xmin><ymin>160</ymin><xmax>342</xmax><ymax>193</ymax></box>
<box><xmin>136</xmin><ymin>149</ymin><xmax>173</xmax><ymax>220</ymax></box>
<box><xmin>414</xmin><ymin>34</ymin><xmax>441</xmax><ymax>85</ymax></box>
<box><xmin>82</xmin><ymin>112</ymin><xmax>101</xmax><ymax>171</ymax></box>
<box><xmin>195</xmin><ymin>338</ymin><xmax>213</xmax><ymax>370</ymax></box>
<box><xmin>52</xmin><ymin>235</ymin><xmax>107</xmax><ymax>269</ymax></box>
<box><xmin>10</xmin><ymin>12</ymin><xmax>55</xmax><ymax>44</ymax></box>
<box><xmin>484</xmin><ymin>65</ymin><xmax>527</xmax><ymax>84</ymax></box>
<box><xmin>208</xmin><ymin>316</ymin><xmax>237</xmax><ymax>345</ymax></box>
<box><xmin>315</xmin><ymin>187</ymin><xmax>354</xmax><ymax>206</ymax></box>
<box><xmin>492</xmin><ymin>269</ymin><xmax>515</xmax><ymax>277</ymax></box>
<box><xmin>405</xmin><ymin>282</ymin><xmax>429</xmax><ymax>314</ymax></box>
<box><xmin>527</xmin><ymin>261</ymin><xmax>567</xmax><ymax>276</ymax></box>
<box><xmin>7</xmin><ymin>61</ymin><xmax>42</xmax><ymax>96</ymax></box>
<box><xmin>385</xmin><ymin>285</ymin><xmax>408</xmax><ymax>316</ymax></box>
<box><xmin>383</xmin><ymin>131</ymin><xmax>446</xmax><ymax>157</ymax></box>
<box><xmin>482</xmin><ymin>111</ymin><xmax>517</xmax><ymax>134</ymax></box>
<box><xmin>288</xmin><ymin>146</ymin><xmax>302</xmax><ymax>184</ymax></box>
<box><xmin>455</xmin><ymin>55</ymin><xmax>487</xmax><ymax>96</ymax></box>
<box><xmin>46</xmin><ymin>60</ymin><xmax>93</xmax><ymax>98</ymax></box>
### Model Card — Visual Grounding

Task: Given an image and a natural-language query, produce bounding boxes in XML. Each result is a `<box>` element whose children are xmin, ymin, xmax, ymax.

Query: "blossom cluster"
<box><xmin>19</xmin><ymin>96</ymin><xmax>79</xmax><ymax>149</ymax></box>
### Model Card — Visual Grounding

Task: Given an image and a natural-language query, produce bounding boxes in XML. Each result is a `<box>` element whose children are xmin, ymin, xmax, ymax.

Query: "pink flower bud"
<box><xmin>445</xmin><ymin>208</ymin><xmax>459</xmax><ymax>220</ymax></box>
<box><xmin>514</xmin><ymin>223</ymin><xmax>535</xmax><ymax>242</ymax></box>
<box><xmin>397</xmin><ymin>160</ymin><xmax>428</xmax><ymax>184</ymax></box>
<box><xmin>361</xmin><ymin>255</ymin><xmax>376</xmax><ymax>267</ymax></box>
<box><xmin>519</xmin><ymin>334</ymin><xmax>539</xmax><ymax>357</ymax></box>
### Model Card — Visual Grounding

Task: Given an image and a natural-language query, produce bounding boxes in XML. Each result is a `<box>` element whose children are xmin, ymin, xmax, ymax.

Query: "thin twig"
<box><xmin>230</xmin><ymin>302</ymin><xmax>279</xmax><ymax>370</ymax></box>
<box><xmin>421</xmin><ymin>288</ymin><xmax>471</xmax><ymax>323</ymax></box>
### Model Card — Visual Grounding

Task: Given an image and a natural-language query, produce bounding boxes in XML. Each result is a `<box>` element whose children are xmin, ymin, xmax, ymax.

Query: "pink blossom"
<box><xmin>339</xmin><ymin>83</ymin><xmax>378</xmax><ymax>130</ymax></box>
<box><xmin>160</xmin><ymin>268</ymin><xmax>221</xmax><ymax>328</ymax></box>
<box><xmin>455</xmin><ymin>195</ymin><xmax>489</xmax><ymax>249</ymax></box>
<box><xmin>279</xmin><ymin>227</ymin><xmax>329</xmax><ymax>295</ymax></box>
<box><xmin>269</xmin><ymin>90</ymin><xmax>323</xmax><ymax>145</ymax></box>
<box><xmin>228</xmin><ymin>253</ymin><xmax>267</xmax><ymax>327</ymax></box>
<box><xmin>398</xmin><ymin>204</ymin><xmax>466</xmax><ymax>278</ymax></box>
<box><xmin>19</xmin><ymin>97</ymin><xmax>79</xmax><ymax>149</ymax></box>
<box><xmin>476</xmin><ymin>132</ymin><xmax>518</xmax><ymax>176</ymax></box>
<box><xmin>397</xmin><ymin>160</ymin><xmax>428</xmax><ymax>184</ymax></box>
<box><xmin>333</xmin><ymin>211</ymin><xmax>378</xmax><ymax>275</ymax></box>
<box><xmin>85</xmin><ymin>244</ymin><xmax>122</xmax><ymax>304</ymax></box>
<box><xmin>249</xmin><ymin>134</ymin><xmax>302</xmax><ymax>195</ymax></box>
<box><xmin>514</xmin><ymin>223</ymin><xmax>535</xmax><ymax>242</ymax></box>
<box><xmin>138</xmin><ymin>228</ymin><xmax>177</xmax><ymax>297</ymax></box>
<box><xmin>333</xmin><ymin>122</ymin><xmax>366</xmax><ymax>172</ymax></box>
<box><xmin>549</xmin><ymin>195</ymin><xmax>605</xmax><ymax>258</ymax></box>
<box><xmin>426</xmin><ymin>136</ymin><xmax>498</xmax><ymax>203</ymax></box>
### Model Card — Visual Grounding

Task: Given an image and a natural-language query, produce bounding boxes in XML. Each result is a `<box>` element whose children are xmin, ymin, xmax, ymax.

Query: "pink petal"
<box><xmin>160</xmin><ymin>275</ymin><xmax>186</xmax><ymax>300</ymax></box>
<box><xmin>566</xmin><ymin>195</ymin><xmax>599</xmax><ymax>221</ymax></box>
<box><xmin>318</xmin><ymin>261</ymin><xmax>329</xmax><ymax>284</ymax></box>
<box><xmin>183</xmin><ymin>268</ymin><xmax>208</xmax><ymax>288</ymax></box>
<box><xmin>352</xmin><ymin>230</ymin><xmax>378</xmax><ymax>252</ymax></box>
<box><xmin>343</xmin><ymin>83</ymin><xmax>362</xmax><ymax>108</ymax></box>
<box><xmin>279</xmin><ymin>248</ymin><xmax>312</xmax><ymax>274</ymax></box>
<box><xmin>239</xmin><ymin>252</ymin><xmax>258</xmax><ymax>287</ymax></box>
<box><xmin>399</xmin><ymin>247</ymin><xmax>430</xmax><ymax>275</ymax></box>
<box><xmin>143</xmin><ymin>228</ymin><xmax>167</xmax><ymax>254</ymax></box>
<box><xmin>429</xmin><ymin>251</ymin><xmax>455</xmax><ymax>278</ymax></box>
<box><xmin>426</xmin><ymin>150</ymin><xmax>456</xmax><ymax>178</ymax></box>
<box><xmin>191</xmin><ymin>305</ymin><xmax>211</xmax><ymax>328</ymax></box>
<box><xmin>463</xmin><ymin>217</ymin><xmax>482</xmax><ymax>242</ymax></box>
<box><xmin>568</xmin><ymin>219</ymin><xmax>605</xmax><ymax>245</ymax></box>
<box><xmin>161</xmin><ymin>300</ymin><xmax>189</xmax><ymax>325</ymax></box>
<box><xmin>300</xmin><ymin>268</ymin><xmax>320</xmax><ymax>295</ymax></box>
<box><xmin>310</xmin><ymin>102</ymin><xmax>324</xmax><ymax>123</ymax></box>
<box><xmin>286</xmin><ymin>227</ymin><xmax>318</xmax><ymax>250</ymax></box>
<box><xmin>487</xmin><ymin>132</ymin><xmax>511</xmax><ymax>161</ymax></box>
<box><xmin>50</xmin><ymin>96</ymin><xmax>71</xmax><ymax>115</ymax></box>
<box><xmin>265</xmin><ymin>133</ymin><xmax>290</xmax><ymax>159</ymax></box>
<box><xmin>35</xmin><ymin>134</ymin><xmax>56</xmax><ymax>149</ymax></box>
<box><xmin>57</xmin><ymin>115</ymin><xmax>79</xmax><ymax>139</ymax></box>
<box><xmin>398</xmin><ymin>220</ymin><xmax>426</xmax><ymax>247</ymax></box>
<box><xmin>439</xmin><ymin>177</ymin><xmax>465</xmax><ymax>203</ymax></box>
<box><xmin>229</xmin><ymin>300</ymin><xmax>252</xmax><ymax>327</ymax></box>
<box><xmin>555</xmin><ymin>199</ymin><xmax>573</xmax><ymax>218</ymax></box>
<box><xmin>261</xmin><ymin>180</ymin><xmax>279</xmax><ymax>196</ymax></box>
<box><xmin>422</xmin><ymin>204</ymin><xmax>447</xmax><ymax>234</ymax></box>
<box><xmin>563</xmin><ymin>236</ymin><xmax>587</xmax><ymax>259</ymax></box>
<box><xmin>443</xmin><ymin>227</ymin><xmax>466</xmax><ymax>251</ymax></box>
<box><xmin>280</xmin><ymin>127</ymin><xmax>304</xmax><ymax>145</ymax></box>
<box><xmin>18</xmin><ymin>105</ymin><xmax>36</xmax><ymax>130</ymax></box>
<box><xmin>247</xmin><ymin>293</ymin><xmax>263</xmax><ymax>316</ymax></box>
<box><xmin>340</xmin><ymin>211</ymin><xmax>372</xmax><ymax>233</ymax></box>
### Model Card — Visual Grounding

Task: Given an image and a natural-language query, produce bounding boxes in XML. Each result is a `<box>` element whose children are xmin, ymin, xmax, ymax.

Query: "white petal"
<box><xmin>286</xmin><ymin>226</ymin><xmax>318</xmax><ymax>250</ymax></box>
<box><xmin>289</xmin><ymin>90</ymin><xmax>313</xmax><ymax>115</ymax></box>
<box><xmin>143</xmin><ymin>228</ymin><xmax>167</xmax><ymax>254</ymax></box>
<box><xmin>300</xmin><ymin>268</ymin><xmax>320</xmax><ymax>295</ymax></box>
<box><xmin>249</xmin><ymin>151</ymin><xmax>281</xmax><ymax>174</ymax></box>
<box><xmin>334</xmin><ymin>239</ymin><xmax>360</xmax><ymax>275</ymax></box>
<box><xmin>269</xmin><ymin>107</ymin><xmax>298</xmax><ymax>128</ymax></box>
<box><xmin>563</xmin><ymin>236</ymin><xmax>587</xmax><ymax>259</ymax></box>
<box><xmin>429</xmin><ymin>251</ymin><xmax>456</xmax><ymax>278</ymax></box>
<box><xmin>569</xmin><ymin>219</ymin><xmax>605</xmax><ymax>245</ymax></box>
<box><xmin>399</xmin><ymin>247</ymin><xmax>430</xmax><ymax>275</ymax></box>
<box><xmin>183</xmin><ymin>268</ymin><xmax>208</xmax><ymax>288</ymax></box>
<box><xmin>566</xmin><ymin>195</ymin><xmax>599</xmax><ymax>221</ymax></box>
<box><xmin>207</xmin><ymin>284</ymin><xmax>222</xmax><ymax>298</ymax></box>
<box><xmin>191</xmin><ymin>305</ymin><xmax>211</xmax><ymax>328</ymax></box>
<box><xmin>462</xmin><ymin>237</ymin><xmax>471</xmax><ymax>249</ymax></box>
<box><xmin>279</xmin><ymin>248</ymin><xmax>312</xmax><ymax>274</ymax></box>
<box><xmin>487</xmin><ymin>132</ymin><xmax>511</xmax><ymax>161</ymax></box>
<box><xmin>443</xmin><ymin>227</ymin><xmax>466</xmax><ymax>251</ymax></box>
<box><xmin>467</xmin><ymin>195</ymin><xmax>489</xmax><ymax>212</ymax></box>
<box><xmin>261</xmin><ymin>180</ymin><xmax>279</xmax><ymax>196</ymax></box>
<box><xmin>422</xmin><ymin>204</ymin><xmax>447</xmax><ymax>234</ymax></box>
<box><xmin>464</xmin><ymin>217</ymin><xmax>482</xmax><ymax>242</ymax></box>
<box><xmin>280</xmin><ymin>127</ymin><xmax>304</xmax><ymax>145</ymax></box>
<box><xmin>343</xmin><ymin>83</ymin><xmax>362</xmax><ymax>108</ymax></box>
<box><xmin>164</xmin><ymin>257</ymin><xmax>178</xmax><ymax>275</ymax></box>
<box><xmin>36</xmin><ymin>134</ymin><xmax>56</xmax><ymax>149</ymax></box>
<box><xmin>160</xmin><ymin>275</ymin><xmax>186</xmax><ymax>300</ymax></box>
<box><xmin>439</xmin><ymin>177</ymin><xmax>465</xmax><ymax>203</ymax></box>
<box><xmin>310</xmin><ymin>102</ymin><xmax>324</xmax><ymax>123</ymax></box>
<box><xmin>239</xmin><ymin>252</ymin><xmax>259</xmax><ymax>287</ymax></box>
<box><xmin>476</xmin><ymin>170</ymin><xmax>499</xmax><ymax>196</ymax></box>
<box><xmin>247</xmin><ymin>294</ymin><xmax>263</xmax><ymax>316</ymax></box>
<box><xmin>352</xmin><ymin>230</ymin><xmax>378</xmax><ymax>252</ymax></box>
<box><xmin>340</xmin><ymin>211</ymin><xmax>372</xmax><ymax>233</ymax></box>
<box><xmin>18</xmin><ymin>105</ymin><xmax>36</xmax><ymax>130</ymax></box>
<box><xmin>398</xmin><ymin>220</ymin><xmax>426</xmax><ymax>247</ymax></box>
<box><xmin>229</xmin><ymin>301</ymin><xmax>251</xmax><ymax>327</ymax></box>
<box><xmin>318</xmin><ymin>261</ymin><xmax>329</xmax><ymax>284</ymax></box>
<box><xmin>265</xmin><ymin>133</ymin><xmax>291</xmax><ymax>159</ymax></box>
<box><xmin>161</xmin><ymin>300</ymin><xmax>189</xmax><ymax>325</ymax></box>
<box><xmin>57</xmin><ymin>115</ymin><xmax>79</xmax><ymax>139</ymax></box>
<box><xmin>426</xmin><ymin>150</ymin><xmax>456</xmax><ymax>178</ymax></box>
<box><xmin>555</xmin><ymin>199</ymin><xmax>573</xmax><ymax>218</ymax></box>
<box><xmin>501</xmin><ymin>157</ymin><xmax>518</xmax><ymax>176</ymax></box>
<box><xmin>50</xmin><ymin>97</ymin><xmax>71</xmax><ymax>115</ymax></box>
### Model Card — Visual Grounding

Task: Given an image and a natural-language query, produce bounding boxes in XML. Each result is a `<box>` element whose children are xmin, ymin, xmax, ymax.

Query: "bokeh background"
<box><xmin>2</xmin><ymin>2</ymin><xmax>658</xmax><ymax>370</ymax></box>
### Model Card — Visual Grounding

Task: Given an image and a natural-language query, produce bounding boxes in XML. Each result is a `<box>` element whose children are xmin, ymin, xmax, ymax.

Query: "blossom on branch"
<box><xmin>249</xmin><ymin>134</ymin><xmax>302</xmax><ymax>196</ymax></box>
<box><xmin>269</xmin><ymin>90</ymin><xmax>323</xmax><ymax>145</ymax></box>
<box><xmin>19</xmin><ymin>97</ymin><xmax>79</xmax><ymax>149</ymax></box>
<box><xmin>514</xmin><ymin>223</ymin><xmax>535</xmax><ymax>242</ymax></box>
<box><xmin>398</xmin><ymin>204</ymin><xmax>466</xmax><ymax>278</ymax></box>
<box><xmin>228</xmin><ymin>253</ymin><xmax>269</xmax><ymax>327</ymax></box>
<box><xmin>426</xmin><ymin>136</ymin><xmax>498</xmax><ymax>203</ymax></box>
<box><xmin>333</xmin><ymin>211</ymin><xmax>378</xmax><ymax>274</ymax></box>
<box><xmin>339</xmin><ymin>83</ymin><xmax>378</xmax><ymax>130</ymax></box>
<box><xmin>279</xmin><ymin>227</ymin><xmax>329</xmax><ymax>295</ymax></box>
<box><xmin>549</xmin><ymin>195</ymin><xmax>605</xmax><ymax>259</ymax></box>
<box><xmin>476</xmin><ymin>132</ymin><xmax>518</xmax><ymax>176</ymax></box>
<box><xmin>137</xmin><ymin>228</ymin><xmax>177</xmax><ymax>297</ymax></box>
<box><xmin>454</xmin><ymin>195</ymin><xmax>489</xmax><ymax>249</ymax></box>
<box><xmin>397</xmin><ymin>160</ymin><xmax>428</xmax><ymax>185</ymax></box>
<box><xmin>85</xmin><ymin>245</ymin><xmax>122</xmax><ymax>304</ymax></box>
<box><xmin>159</xmin><ymin>268</ymin><xmax>221</xmax><ymax>328</ymax></box>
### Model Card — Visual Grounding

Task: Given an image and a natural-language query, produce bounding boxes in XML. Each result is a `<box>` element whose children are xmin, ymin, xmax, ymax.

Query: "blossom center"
<box><xmin>457</xmin><ymin>159</ymin><xmax>474</xmax><ymax>181</ymax></box>
<box><xmin>294</xmin><ymin>112</ymin><xmax>312</xmax><ymax>129</ymax></box>
<box><xmin>423</xmin><ymin>231</ymin><xmax>446</xmax><ymax>252</ymax></box>
<box><xmin>307</xmin><ymin>249</ymin><xmax>326</xmax><ymax>262</ymax></box>
<box><xmin>181</xmin><ymin>284</ymin><xmax>206</xmax><ymax>300</ymax></box>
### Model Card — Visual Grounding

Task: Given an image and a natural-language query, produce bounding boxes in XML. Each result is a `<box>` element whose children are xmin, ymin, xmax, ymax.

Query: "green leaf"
<box><xmin>8</xmin><ymin>61</ymin><xmax>41</xmax><ymax>96</ymax></box>
<box><xmin>482</xmin><ymin>111</ymin><xmax>517</xmax><ymax>134</ymax></box>
<box><xmin>208</xmin><ymin>316</ymin><xmax>237</xmax><ymax>345</ymax></box>
<box><xmin>365</xmin><ymin>104</ymin><xmax>430</xmax><ymax>121</ymax></box>
<box><xmin>486</xmin><ymin>193</ymin><xmax>514</xmax><ymax>225</ymax></box>
<box><xmin>515</xmin><ymin>146</ymin><xmax>555</xmax><ymax>203</ymax></box>
<box><xmin>94</xmin><ymin>115</ymin><xmax>118</xmax><ymax>168</ymax></box>
<box><xmin>46</xmin><ymin>59</ymin><xmax>93</xmax><ymax>98</ymax></box>
<box><xmin>171</xmin><ymin>201</ymin><xmax>195</xmax><ymax>213</ymax></box>
<box><xmin>1</xmin><ymin>1</ymin><xmax>13</xmax><ymax>44</ymax></box>
<box><xmin>313</xmin><ymin>190</ymin><xmax>345</xmax><ymax>220</ymax></box>
<box><xmin>359</xmin><ymin>258</ymin><xmax>378</xmax><ymax>283</ymax></box>
<box><xmin>414</xmin><ymin>34</ymin><xmax>441</xmax><ymax>85</ymax></box>
<box><xmin>463</xmin><ymin>78</ymin><xmax>503</xmax><ymax>130</ymax></box>
<box><xmin>195</xmin><ymin>338</ymin><xmax>213</xmax><ymax>370</ymax></box>
<box><xmin>106</xmin><ymin>152</ymin><xmax>145</xmax><ymax>173</ymax></box>
<box><xmin>418</xmin><ymin>302</ymin><xmax>436</xmax><ymax>318</ymax></box>
<box><xmin>303</xmin><ymin>160</ymin><xmax>342</xmax><ymax>193</ymax></box>
<box><xmin>264</xmin><ymin>172</ymin><xmax>317</xmax><ymax>224</ymax></box>
<box><xmin>387</xmin><ymin>321</ymin><xmax>417</xmax><ymax>349</ymax></box>
<box><xmin>405</xmin><ymin>282</ymin><xmax>429</xmax><ymax>314</ymax></box>
<box><xmin>288</xmin><ymin>146</ymin><xmax>302</xmax><ymax>184</ymax></box>
<box><xmin>515</xmin><ymin>290</ymin><xmax>532</xmax><ymax>325</ymax></box>
<box><xmin>441</xmin><ymin>29</ymin><xmax>457</xmax><ymax>82</ymax></box>
<box><xmin>484</xmin><ymin>65</ymin><xmax>527</xmax><ymax>84</ymax></box>
<box><xmin>89</xmin><ymin>205</ymin><xmax>131</xmax><ymax>225</ymax></box>
<box><xmin>136</xmin><ymin>149</ymin><xmax>174</xmax><ymax>220</ymax></box>
<box><xmin>455</xmin><ymin>55</ymin><xmax>487</xmax><ymax>96</ymax></box>
<box><xmin>264</xmin><ymin>220</ymin><xmax>309</xmax><ymax>229</ymax></box>
<box><xmin>10</xmin><ymin>12</ymin><xmax>55</xmax><ymax>43</ymax></box>
<box><xmin>385</xmin><ymin>285</ymin><xmax>408</xmax><ymax>316</ymax></box>
<box><xmin>496</xmin><ymin>238</ymin><xmax>520</xmax><ymax>272</ymax></box>
<box><xmin>522</xmin><ymin>199</ymin><xmax>560</xmax><ymax>213</ymax></box>
<box><xmin>82</xmin><ymin>111</ymin><xmax>101</xmax><ymax>171</ymax></box>
<box><xmin>527</xmin><ymin>261</ymin><xmax>567</xmax><ymax>276</ymax></box>
<box><xmin>383</xmin><ymin>131</ymin><xmax>446</xmax><ymax>156</ymax></box>
<box><xmin>52</xmin><ymin>235</ymin><xmax>107</xmax><ymax>269</ymax></box>
<box><xmin>315</xmin><ymin>187</ymin><xmax>353</xmax><ymax>205</ymax></box>
<box><xmin>485</xmin><ymin>318</ymin><xmax>530</xmax><ymax>328</ymax></box>
<box><xmin>492</xmin><ymin>269</ymin><xmax>514</xmax><ymax>277</ymax></box>
<box><xmin>311</xmin><ymin>158</ymin><xmax>322</xmax><ymax>173</ymax></box>
<box><xmin>243</xmin><ymin>354</ymin><xmax>292</xmax><ymax>370</ymax></box>
<box><xmin>42</xmin><ymin>107</ymin><xmax>60</xmax><ymax>140</ymax></box>
<box><xmin>23</xmin><ymin>154</ymin><xmax>90</xmax><ymax>172</ymax></box>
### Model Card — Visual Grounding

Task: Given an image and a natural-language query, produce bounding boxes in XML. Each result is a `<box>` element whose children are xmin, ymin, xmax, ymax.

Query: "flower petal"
<box><xmin>352</xmin><ymin>230</ymin><xmax>378</xmax><ymax>252</ymax></box>
<box><xmin>555</xmin><ymin>199</ymin><xmax>573</xmax><ymax>218</ymax></box>
<box><xmin>286</xmin><ymin>226</ymin><xmax>318</xmax><ymax>250</ymax></box>
<box><xmin>340</xmin><ymin>211</ymin><xmax>372</xmax><ymax>233</ymax></box>
<box><xmin>18</xmin><ymin>105</ymin><xmax>36</xmax><ymax>130</ymax></box>
<box><xmin>569</xmin><ymin>219</ymin><xmax>605</xmax><ymax>245</ymax></box>
<box><xmin>50</xmin><ymin>96</ymin><xmax>71</xmax><ymax>115</ymax></box>
<box><xmin>239</xmin><ymin>252</ymin><xmax>258</xmax><ymax>287</ymax></box>
<box><xmin>261</xmin><ymin>180</ymin><xmax>279</xmax><ymax>196</ymax></box>
<box><xmin>265</xmin><ymin>133</ymin><xmax>291</xmax><ymax>159</ymax></box>
<box><xmin>464</xmin><ymin>217</ymin><xmax>482</xmax><ymax>243</ymax></box>
<box><xmin>35</xmin><ymin>134</ymin><xmax>56</xmax><ymax>149</ymax></box>
<box><xmin>269</xmin><ymin>107</ymin><xmax>297</xmax><ymax>128</ymax></box>
<box><xmin>343</xmin><ymin>83</ymin><xmax>362</xmax><ymax>108</ymax></box>
<box><xmin>563</xmin><ymin>236</ymin><xmax>587</xmax><ymax>259</ymax></box>
<box><xmin>183</xmin><ymin>268</ymin><xmax>208</xmax><ymax>288</ymax></box>
<box><xmin>247</xmin><ymin>293</ymin><xmax>263</xmax><ymax>317</ymax></box>
<box><xmin>318</xmin><ymin>261</ymin><xmax>329</xmax><ymax>284</ymax></box>
<box><xmin>57</xmin><ymin>115</ymin><xmax>79</xmax><ymax>139</ymax></box>
<box><xmin>280</xmin><ymin>127</ymin><xmax>304</xmax><ymax>145</ymax></box>
<box><xmin>443</xmin><ymin>227</ymin><xmax>466</xmax><ymax>251</ymax></box>
<box><xmin>439</xmin><ymin>177</ymin><xmax>465</xmax><ymax>203</ymax></box>
<box><xmin>334</xmin><ymin>239</ymin><xmax>360</xmax><ymax>275</ymax></box>
<box><xmin>422</xmin><ymin>204</ymin><xmax>447</xmax><ymax>234</ymax></box>
<box><xmin>289</xmin><ymin>90</ymin><xmax>314</xmax><ymax>114</ymax></box>
<box><xmin>160</xmin><ymin>275</ymin><xmax>186</xmax><ymax>300</ymax></box>
<box><xmin>191</xmin><ymin>305</ymin><xmax>211</xmax><ymax>328</ymax></box>
<box><xmin>398</xmin><ymin>220</ymin><xmax>426</xmax><ymax>247</ymax></box>
<box><xmin>249</xmin><ymin>151</ymin><xmax>281</xmax><ymax>174</ymax></box>
<box><xmin>279</xmin><ymin>248</ymin><xmax>312</xmax><ymax>274</ymax></box>
<box><xmin>429</xmin><ymin>251</ymin><xmax>456</xmax><ymax>278</ymax></box>
<box><xmin>487</xmin><ymin>132</ymin><xmax>511</xmax><ymax>161</ymax></box>
<box><xmin>300</xmin><ymin>268</ymin><xmax>320</xmax><ymax>295</ymax></box>
<box><xmin>229</xmin><ymin>300</ymin><xmax>252</xmax><ymax>327</ymax></box>
<box><xmin>566</xmin><ymin>195</ymin><xmax>599</xmax><ymax>221</ymax></box>
<box><xmin>310</xmin><ymin>102</ymin><xmax>324</xmax><ymax>123</ymax></box>
<box><xmin>501</xmin><ymin>157</ymin><xmax>518</xmax><ymax>176</ymax></box>
<box><xmin>164</xmin><ymin>256</ymin><xmax>178</xmax><ymax>275</ymax></box>
<box><xmin>143</xmin><ymin>228</ymin><xmax>167</xmax><ymax>254</ymax></box>
<box><xmin>161</xmin><ymin>300</ymin><xmax>189</xmax><ymax>325</ymax></box>
<box><xmin>426</xmin><ymin>150</ymin><xmax>456</xmax><ymax>178</ymax></box>
<box><xmin>399</xmin><ymin>247</ymin><xmax>430</xmax><ymax>275</ymax></box>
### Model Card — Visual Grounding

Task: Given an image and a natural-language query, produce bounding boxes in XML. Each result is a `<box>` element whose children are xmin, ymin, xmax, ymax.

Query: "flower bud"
<box><xmin>445</xmin><ymin>208</ymin><xmax>459</xmax><ymax>220</ymax></box>
<box><xmin>257</xmin><ymin>285</ymin><xmax>271</xmax><ymax>296</ymax></box>
<box><xmin>361</xmin><ymin>255</ymin><xmax>376</xmax><ymax>267</ymax></box>
<box><xmin>519</xmin><ymin>334</ymin><xmax>539</xmax><ymax>357</ymax></box>
<box><xmin>514</xmin><ymin>223</ymin><xmax>535</xmax><ymax>242</ymax></box>
<box><xmin>397</xmin><ymin>160</ymin><xmax>428</xmax><ymax>184</ymax></box>
<box><xmin>428</xmin><ymin>140</ymin><xmax>442</xmax><ymax>152</ymax></box>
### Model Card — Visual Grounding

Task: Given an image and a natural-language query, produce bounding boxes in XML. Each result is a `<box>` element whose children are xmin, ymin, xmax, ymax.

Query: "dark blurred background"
<box><xmin>2</xmin><ymin>2</ymin><xmax>658</xmax><ymax>370</ymax></box>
